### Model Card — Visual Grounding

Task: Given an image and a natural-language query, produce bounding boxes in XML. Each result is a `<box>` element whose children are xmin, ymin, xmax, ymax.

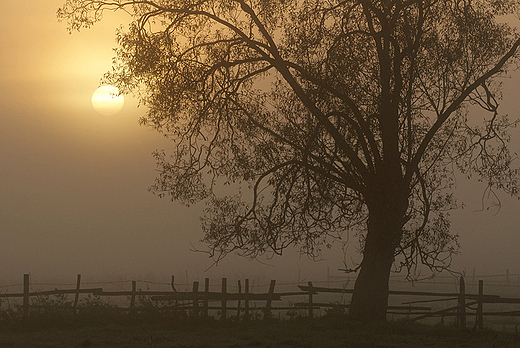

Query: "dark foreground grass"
<box><xmin>0</xmin><ymin>316</ymin><xmax>519</xmax><ymax>348</ymax></box>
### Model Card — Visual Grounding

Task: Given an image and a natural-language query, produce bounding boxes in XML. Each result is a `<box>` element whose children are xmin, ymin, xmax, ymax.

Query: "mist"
<box><xmin>1</xmin><ymin>0</ymin><xmax>519</xmax><ymax>294</ymax></box>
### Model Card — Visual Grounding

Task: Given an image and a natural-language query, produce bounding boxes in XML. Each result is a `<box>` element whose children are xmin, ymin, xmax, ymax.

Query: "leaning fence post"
<box><xmin>308</xmin><ymin>281</ymin><xmax>314</xmax><ymax>318</ymax></box>
<box><xmin>477</xmin><ymin>280</ymin><xmax>484</xmax><ymax>331</ymax></box>
<box><xmin>237</xmin><ymin>280</ymin><xmax>242</xmax><ymax>319</ymax></box>
<box><xmin>23</xmin><ymin>274</ymin><xmax>30</xmax><ymax>323</ymax></box>
<box><xmin>264</xmin><ymin>280</ymin><xmax>276</xmax><ymax>320</ymax></box>
<box><xmin>73</xmin><ymin>274</ymin><xmax>82</xmax><ymax>316</ymax></box>
<box><xmin>221</xmin><ymin>278</ymin><xmax>227</xmax><ymax>320</ymax></box>
<box><xmin>458</xmin><ymin>276</ymin><xmax>466</xmax><ymax>329</ymax></box>
<box><xmin>192</xmin><ymin>281</ymin><xmax>199</xmax><ymax>316</ymax></box>
<box><xmin>130</xmin><ymin>281</ymin><xmax>137</xmax><ymax>314</ymax></box>
<box><xmin>204</xmin><ymin>278</ymin><xmax>210</xmax><ymax>317</ymax></box>
<box><xmin>171</xmin><ymin>275</ymin><xmax>178</xmax><ymax>307</ymax></box>
<box><xmin>244</xmin><ymin>279</ymin><xmax>250</xmax><ymax>320</ymax></box>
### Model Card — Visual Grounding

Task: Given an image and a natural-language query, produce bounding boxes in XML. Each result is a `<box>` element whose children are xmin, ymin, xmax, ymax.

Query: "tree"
<box><xmin>59</xmin><ymin>0</ymin><xmax>520</xmax><ymax>321</ymax></box>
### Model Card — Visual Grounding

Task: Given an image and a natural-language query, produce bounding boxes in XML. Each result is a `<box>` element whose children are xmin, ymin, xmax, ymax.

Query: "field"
<box><xmin>0</xmin><ymin>317</ymin><xmax>519</xmax><ymax>348</ymax></box>
<box><xmin>1</xmin><ymin>272</ymin><xmax>519</xmax><ymax>347</ymax></box>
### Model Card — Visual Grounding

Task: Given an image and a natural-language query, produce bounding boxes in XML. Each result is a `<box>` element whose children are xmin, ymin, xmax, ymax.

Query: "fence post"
<box><xmin>204</xmin><ymin>278</ymin><xmax>210</xmax><ymax>317</ymax></box>
<box><xmin>23</xmin><ymin>274</ymin><xmax>30</xmax><ymax>323</ymax></box>
<box><xmin>73</xmin><ymin>274</ymin><xmax>81</xmax><ymax>316</ymax></box>
<box><xmin>171</xmin><ymin>275</ymin><xmax>178</xmax><ymax>307</ymax></box>
<box><xmin>192</xmin><ymin>281</ymin><xmax>199</xmax><ymax>316</ymax></box>
<box><xmin>458</xmin><ymin>276</ymin><xmax>466</xmax><ymax>329</ymax></box>
<box><xmin>221</xmin><ymin>278</ymin><xmax>227</xmax><ymax>320</ymax></box>
<box><xmin>477</xmin><ymin>280</ymin><xmax>484</xmax><ymax>331</ymax></box>
<box><xmin>244</xmin><ymin>279</ymin><xmax>250</xmax><ymax>320</ymax></box>
<box><xmin>237</xmin><ymin>280</ymin><xmax>242</xmax><ymax>319</ymax></box>
<box><xmin>171</xmin><ymin>276</ymin><xmax>176</xmax><ymax>292</ymax></box>
<box><xmin>264</xmin><ymin>279</ymin><xmax>276</xmax><ymax>321</ymax></box>
<box><xmin>308</xmin><ymin>281</ymin><xmax>314</xmax><ymax>319</ymax></box>
<box><xmin>130</xmin><ymin>281</ymin><xmax>137</xmax><ymax>314</ymax></box>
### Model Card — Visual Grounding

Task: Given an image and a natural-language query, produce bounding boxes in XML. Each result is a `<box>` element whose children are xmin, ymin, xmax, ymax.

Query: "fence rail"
<box><xmin>1</xmin><ymin>274</ymin><xmax>519</xmax><ymax>330</ymax></box>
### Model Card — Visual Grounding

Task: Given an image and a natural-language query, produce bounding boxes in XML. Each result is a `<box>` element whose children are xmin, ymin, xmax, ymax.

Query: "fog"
<box><xmin>0</xmin><ymin>0</ymin><xmax>519</xmax><ymax>290</ymax></box>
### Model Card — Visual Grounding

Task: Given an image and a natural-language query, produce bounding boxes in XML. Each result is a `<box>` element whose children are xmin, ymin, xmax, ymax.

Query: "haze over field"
<box><xmin>1</xmin><ymin>0</ymin><xmax>520</xmax><ymax>287</ymax></box>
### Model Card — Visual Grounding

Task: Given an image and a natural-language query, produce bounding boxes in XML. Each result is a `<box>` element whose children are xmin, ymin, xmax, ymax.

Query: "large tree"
<box><xmin>59</xmin><ymin>0</ymin><xmax>520</xmax><ymax>321</ymax></box>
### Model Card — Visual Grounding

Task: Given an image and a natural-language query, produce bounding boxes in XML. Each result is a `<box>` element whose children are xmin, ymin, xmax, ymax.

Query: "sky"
<box><xmin>0</xmin><ymin>0</ymin><xmax>520</xmax><ymax>288</ymax></box>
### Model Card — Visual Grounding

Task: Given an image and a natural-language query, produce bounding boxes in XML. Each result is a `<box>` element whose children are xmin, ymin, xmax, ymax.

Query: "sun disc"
<box><xmin>91</xmin><ymin>85</ymin><xmax>124</xmax><ymax>115</ymax></box>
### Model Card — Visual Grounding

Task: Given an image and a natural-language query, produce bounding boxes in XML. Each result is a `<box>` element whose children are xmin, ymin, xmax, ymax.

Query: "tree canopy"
<box><xmin>59</xmin><ymin>0</ymin><xmax>520</xmax><ymax>321</ymax></box>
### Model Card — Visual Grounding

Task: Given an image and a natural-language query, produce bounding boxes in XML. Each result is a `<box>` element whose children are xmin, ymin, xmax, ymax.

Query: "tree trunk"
<box><xmin>349</xmin><ymin>189</ymin><xmax>407</xmax><ymax>322</ymax></box>
<box><xmin>349</xmin><ymin>238</ymin><xmax>395</xmax><ymax>322</ymax></box>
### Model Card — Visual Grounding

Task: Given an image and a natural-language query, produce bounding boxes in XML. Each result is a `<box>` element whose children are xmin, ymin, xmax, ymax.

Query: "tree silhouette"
<box><xmin>59</xmin><ymin>0</ymin><xmax>520</xmax><ymax>321</ymax></box>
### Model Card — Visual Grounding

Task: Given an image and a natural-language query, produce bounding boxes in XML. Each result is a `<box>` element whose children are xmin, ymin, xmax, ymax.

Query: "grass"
<box><xmin>0</xmin><ymin>316</ymin><xmax>519</xmax><ymax>348</ymax></box>
<box><xmin>0</xmin><ymin>294</ymin><xmax>519</xmax><ymax>347</ymax></box>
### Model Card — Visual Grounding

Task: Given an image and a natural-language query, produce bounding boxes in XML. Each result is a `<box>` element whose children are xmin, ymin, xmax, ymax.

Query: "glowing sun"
<box><xmin>91</xmin><ymin>85</ymin><xmax>124</xmax><ymax>115</ymax></box>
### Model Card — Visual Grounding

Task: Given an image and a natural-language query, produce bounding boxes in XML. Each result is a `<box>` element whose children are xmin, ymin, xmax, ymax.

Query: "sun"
<box><xmin>91</xmin><ymin>85</ymin><xmax>125</xmax><ymax>116</ymax></box>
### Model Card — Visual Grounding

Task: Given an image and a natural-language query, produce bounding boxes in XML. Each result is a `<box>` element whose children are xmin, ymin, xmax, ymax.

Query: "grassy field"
<box><xmin>0</xmin><ymin>317</ymin><xmax>519</xmax><ymax>348</ymax></box>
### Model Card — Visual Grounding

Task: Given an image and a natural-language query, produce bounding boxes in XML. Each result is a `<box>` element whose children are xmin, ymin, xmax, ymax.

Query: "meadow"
<box><xmin>0</xmin><ymin>272</ymin><xmax>519</xmax><ymax>347</ymax></box>
<box><xmin>0</xmin><ymin>315</ymin><xmax>519</xmax><ymax>348</ymax></box>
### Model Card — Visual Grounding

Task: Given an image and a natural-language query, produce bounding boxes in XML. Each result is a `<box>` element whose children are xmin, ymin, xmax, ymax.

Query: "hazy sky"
<box><xmin>1</xmin><ymin>0</ymin><xmax>520</xmax><ymax>287</ymax></box>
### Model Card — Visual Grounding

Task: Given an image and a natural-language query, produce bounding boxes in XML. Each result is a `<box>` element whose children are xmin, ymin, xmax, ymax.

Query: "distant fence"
<box><xmin>1</xmin><ymin>274</ymin><xmax>519</xmax><ymax>330</ymax></box>
<box><xmin>329</xmin><ymin>268</ymin><xmax>520</xmax><ymax>288</ymax></box>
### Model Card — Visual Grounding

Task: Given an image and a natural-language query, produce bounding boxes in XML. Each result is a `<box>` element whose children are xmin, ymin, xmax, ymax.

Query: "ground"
<box><xmin>0</xmin><ymin>318</ymin><xmax>519</xmax><ymax>348</ymax></box>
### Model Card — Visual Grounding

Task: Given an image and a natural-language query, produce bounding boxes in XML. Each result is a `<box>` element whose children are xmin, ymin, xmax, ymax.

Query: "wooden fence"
<box><xmin>299</xmin><ymin>277</ymin><xmax>520</xmax><ymax>329</ymax></box>
<box><xmin>1</xmin><ymin>274</ymin><xmax>305</xmax><ymax>322</ymax></box>
<box><xmin>1</xmin><ymin>274</ymin><xmax>519</xmax><ymax>330</ymax></box>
